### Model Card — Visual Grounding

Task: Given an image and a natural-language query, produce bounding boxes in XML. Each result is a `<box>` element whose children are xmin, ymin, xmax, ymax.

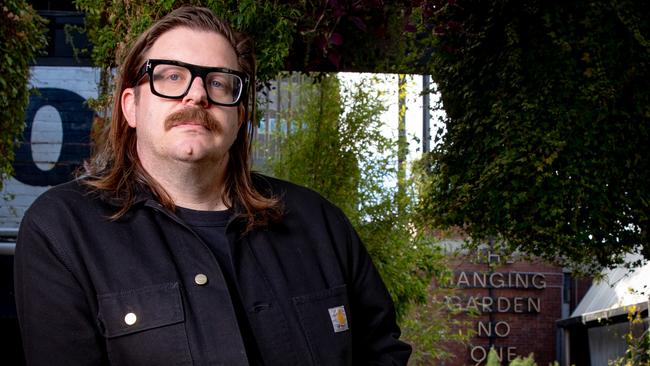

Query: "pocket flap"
<box><xmin>292</xmin><ymin>285</ymin><xmax>353</xmax><ymax>364</ymax></box>
<box><xmin>292</xmin><ymin>285</ymin><xmax>351</xmax><ymax>332</ymax></box>
<box><xmin>97</xmin><ymin>282</ymin><xmax>184</xmax><ymax>338</ymax></box>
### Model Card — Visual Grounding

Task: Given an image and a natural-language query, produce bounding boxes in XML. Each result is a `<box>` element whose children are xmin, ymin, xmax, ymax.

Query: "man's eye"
<box><xmin>153</xmin><ymin>70</ymin><xmax>185</xmax><ymax>83</ymax></box>
<box><xmin>209</xmin><ymin>79</ymin><xmax>224</xmax><ymax>88</ymax></box>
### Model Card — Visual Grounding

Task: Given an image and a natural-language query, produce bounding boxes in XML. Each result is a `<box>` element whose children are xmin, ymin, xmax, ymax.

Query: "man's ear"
<box><xmin>238</xmin><ymin>104</ymin><xmax>246</xmax><ymax>129</ymax></box>
<box><xmin>122</xmin><ymin>87</ymin><xmax>137</xmax><ymax>128</ymax></box>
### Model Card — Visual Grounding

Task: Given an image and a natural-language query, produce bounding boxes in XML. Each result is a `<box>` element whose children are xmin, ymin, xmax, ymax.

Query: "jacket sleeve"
<box><xmin>337</xmin><ymin>211</ymin><xmax>412</xmax><ymax>365</ymax></box>
<box><xmin>14</xmin><ymin>210</ymin><xmax>108</xmax><ymax>365</ymax></box>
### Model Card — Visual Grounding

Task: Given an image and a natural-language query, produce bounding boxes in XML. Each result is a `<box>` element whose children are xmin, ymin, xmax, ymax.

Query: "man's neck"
<box><xmin>145</xmin><ymin>157</ymin><xmax>230</xmax><ymax>211</ymax></box>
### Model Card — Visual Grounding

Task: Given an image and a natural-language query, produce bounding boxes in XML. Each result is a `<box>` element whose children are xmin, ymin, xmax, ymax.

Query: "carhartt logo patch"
<box><xmin>328</xmin><ymin>306</ymin><xmax>349</xmax><ymax>333</ymax></box>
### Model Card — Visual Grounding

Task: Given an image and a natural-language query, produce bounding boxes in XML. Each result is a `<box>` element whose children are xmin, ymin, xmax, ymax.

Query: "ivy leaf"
<box><xmin>347</xmin><ymin>15</ymin><xmax>367</xmax><ymax>32</ymax></box>
<box><xmin>329</xmin><ymin>32</ymin><xmax>343</xmax><ymax>46</ymax></box>
<box><xmin>327</xmin><ymin>49</ymin><xmax>341</xmax><ymax>68</ymax></box>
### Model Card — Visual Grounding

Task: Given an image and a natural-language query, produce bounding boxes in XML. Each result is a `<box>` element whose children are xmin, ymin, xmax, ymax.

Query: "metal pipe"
<box><xmin>422</xmin><ymin>74</ymin><xmax>431</xmax><ymax>153</ymax></box>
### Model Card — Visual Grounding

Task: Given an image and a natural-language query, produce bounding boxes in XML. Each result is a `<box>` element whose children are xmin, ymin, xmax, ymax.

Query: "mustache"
<box><xmin>164</xmin><ymin>107</ymin><xmax>221</xmax><ymax>132</ymax></box>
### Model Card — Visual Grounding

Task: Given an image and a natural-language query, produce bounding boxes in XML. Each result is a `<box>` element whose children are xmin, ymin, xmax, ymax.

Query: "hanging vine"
<box><xmin>0</xmin><ymin>0</ymin><xmax>47</xmax><ymax>190</ymax></box>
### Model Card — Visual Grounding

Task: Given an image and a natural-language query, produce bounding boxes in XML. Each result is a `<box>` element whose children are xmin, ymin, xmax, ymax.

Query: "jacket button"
<box><xmin>124</xmin><ymin>312</ymin><xmax>137</xmax><ymax>326</ymax></box>
<box><xmin>194</xmin><ymin>273</ymin><xmax>208</xmax><ymax>285</ymax></box>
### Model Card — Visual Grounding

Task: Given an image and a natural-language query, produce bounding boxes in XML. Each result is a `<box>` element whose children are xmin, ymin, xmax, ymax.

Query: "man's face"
<box><xmin>121</xmin><ymin>27</ymin><xmax>243</xmax><ymax>171</ymax></box>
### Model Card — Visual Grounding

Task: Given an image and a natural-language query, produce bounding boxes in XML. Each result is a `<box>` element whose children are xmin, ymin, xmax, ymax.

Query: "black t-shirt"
<box><xmin>175</xmin><ymin>206</ymin><xmax>263</xmax><ymax>365</ymax></box>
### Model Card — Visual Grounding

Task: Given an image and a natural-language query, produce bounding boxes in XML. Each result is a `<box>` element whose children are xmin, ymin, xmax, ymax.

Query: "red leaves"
<box><xmin>329</xmin><ymin>32</ymin><xmax>343</xmax><ymax>46</ymax></box>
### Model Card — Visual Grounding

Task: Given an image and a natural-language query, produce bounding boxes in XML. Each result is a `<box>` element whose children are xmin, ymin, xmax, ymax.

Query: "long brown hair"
<box><xmin>83</xmin><ymin>6</ymin><xmax>282</xmax><ymax>229</ymax></box>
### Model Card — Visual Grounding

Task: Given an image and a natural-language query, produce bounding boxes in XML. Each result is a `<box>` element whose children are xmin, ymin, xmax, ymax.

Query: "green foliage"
<box><xmin>509</xmin><ymin>354</ymin><xmax>538</xmax><ymax>366</ymax></box>
<box><xmin>486</xmin><ymin>347</ymin><xmax>502</xmax><ymax>366</ymax></box>
<box><xmin>284</xmin><ymin>1</ymin><xmax>412</xmax><ymax>72</ymax></box>
<box><xmin>271</xmin><ymin>74</ymin><xmax>432</xmax><ymax>312</ymax></box>
<box><xmin>71</xmin><ymin>0</ymin><xmax>428</xmax><ymax>113</ymax></box>
<box><xmin>411</xmin><ymin>0</ymin><xmax>650</xmax><ymax>273</ymax></box>
<box><xmin>609</xmin><ymin>305</ymin><xmax>650</xmax><ymax>366</ymax></box>
<box><xmin>0</xmin><ymin>0</ymin><xmax>48</xmax><ymax>190</ymax></box>
<box><xmin>271</xmin><ymin>76</ymin><xmax>358</xmax><ymax>216</ymax></box>
<box><xmin>270</xmin><ymin>74</ymin><xmax>466</xmax><ymax>360</ymax></box>
<box><xmin>74</xmin><ymin>0</ymin><xmax>298</xmax><ymax>80</ymax></box>
<box><xmin>401</xmin><ymin>287</ymin><xmax>473</xmax><ymax>364</ymax></box>
<box><xmin>486</xmin><ymin>347</ymin><xmax>558</xmax><ymax>366</ymax></box>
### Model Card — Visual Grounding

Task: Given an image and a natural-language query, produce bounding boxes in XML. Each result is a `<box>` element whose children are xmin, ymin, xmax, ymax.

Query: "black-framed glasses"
<box><xmin>135</xmin><ymin>59</ymin><xmax>249</xmax><ymax>106</ymax></box>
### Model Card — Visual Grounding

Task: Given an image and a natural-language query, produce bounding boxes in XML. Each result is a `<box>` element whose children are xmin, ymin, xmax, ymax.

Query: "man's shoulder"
<box><xmin>252</xmin><ymin>173</ymin><xmax>333</xmax><ymax>209</ymax></box>
<box><xmin>251</xmin><ymin>174</ymin><xmax>357</xmax><ymax>250</ymax></box>
<box><xmin>33</xmin><ymin>178</ymin><xmax>88</xmax><ymax>201</ymax></box>
<box><xmin>253</xmin><ymin>173</ymin><xmax>340</xmax><ymax>214</ymax></box>
<box><xmin>25</xmin><ymin>178</ymin><xmax>103</xmax><ymax>218</ymax></box>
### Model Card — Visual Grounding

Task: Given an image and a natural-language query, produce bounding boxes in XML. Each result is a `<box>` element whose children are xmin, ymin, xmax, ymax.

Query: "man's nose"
<box><xmin>182</xmin><ymin>76</ymin><xmax>209</xmax><ymax>107</ymax></box>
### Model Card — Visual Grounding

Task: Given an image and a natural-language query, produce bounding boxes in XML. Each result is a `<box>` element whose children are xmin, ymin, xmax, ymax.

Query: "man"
<box><xmin>14</xmin><ymin>6</ymin><xmax>411</xmax><ymax>365</ymax></box>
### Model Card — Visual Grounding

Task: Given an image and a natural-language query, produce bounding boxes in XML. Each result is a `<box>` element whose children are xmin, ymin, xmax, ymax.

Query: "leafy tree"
<box><xmin>271</xmin><ymin>74</ymin><xmax>433</xmax><ymax>312</ymax></box>
<box><xmin>270</xmin><ymin>74</ymin><xmax>469</xmax><ymax>361</ymax></box>
<box><xmin>410</xmin><ymin>0</ymin><xmax>650</xmax><ymax>272</ymax></box>
<box><xmin>0</xmin><ymin>0</ymin><xmax>47</xmax><ymax>190</ymax></box>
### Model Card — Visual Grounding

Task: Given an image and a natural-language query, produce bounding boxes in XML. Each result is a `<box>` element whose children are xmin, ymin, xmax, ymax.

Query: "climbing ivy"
<box><xmin>409</xmin><ymin>0</ymin><xmax>650</xmax><ymax>273</ymax></box>
<box><xmin>0</xmin><ymin>0</ymin><xmax>47</xmax><ymax>190</ymax></box>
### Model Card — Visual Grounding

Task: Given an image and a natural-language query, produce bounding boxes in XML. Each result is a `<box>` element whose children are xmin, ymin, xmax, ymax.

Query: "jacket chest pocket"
<box><xmin>97</xmin><ymin>282</ymin><xmax>192</xmax><ymax>365</ymax></box>
<box><xmin>293</xmin><ymin>285</ymin><xmax>353</xmax><ymax>366</ymax></box>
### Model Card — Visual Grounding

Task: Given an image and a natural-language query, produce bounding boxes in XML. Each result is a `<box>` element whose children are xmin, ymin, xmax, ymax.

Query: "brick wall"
<box><xmin>440</xmin><ymin>252</ymin><xmax>573</xmax><ymax>366</ymax></box>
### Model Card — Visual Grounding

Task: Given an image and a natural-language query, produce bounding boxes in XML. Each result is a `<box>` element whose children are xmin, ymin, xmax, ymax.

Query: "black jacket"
<box><xmin>14</xmin><ymin>175</ymin><xmax>411</xmax><ymax>365</ymax></box>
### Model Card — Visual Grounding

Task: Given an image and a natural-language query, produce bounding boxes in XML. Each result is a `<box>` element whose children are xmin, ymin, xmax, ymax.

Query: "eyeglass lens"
<box><xmin>151</xmin><ymin>64</ymin><xmax>242</xmax><ymax>104</ymax></box>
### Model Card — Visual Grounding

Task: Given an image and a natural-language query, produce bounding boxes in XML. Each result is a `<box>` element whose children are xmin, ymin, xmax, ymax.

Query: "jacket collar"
<box><xmin>87</xmin><ymin>174</ymin><xmax>273</xmax><ymax>234</ymax></box>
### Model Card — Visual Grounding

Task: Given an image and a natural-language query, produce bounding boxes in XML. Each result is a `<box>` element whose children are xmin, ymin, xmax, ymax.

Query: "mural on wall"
<box><xmin>14</xmin><ymin>87</ymin><xmax>93</xmax><ymax>186</ymax></box>
<box><xmin>1</xmin><ymin>67</ymin><xmax>99</xmax><ymax>228</ymax></box>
